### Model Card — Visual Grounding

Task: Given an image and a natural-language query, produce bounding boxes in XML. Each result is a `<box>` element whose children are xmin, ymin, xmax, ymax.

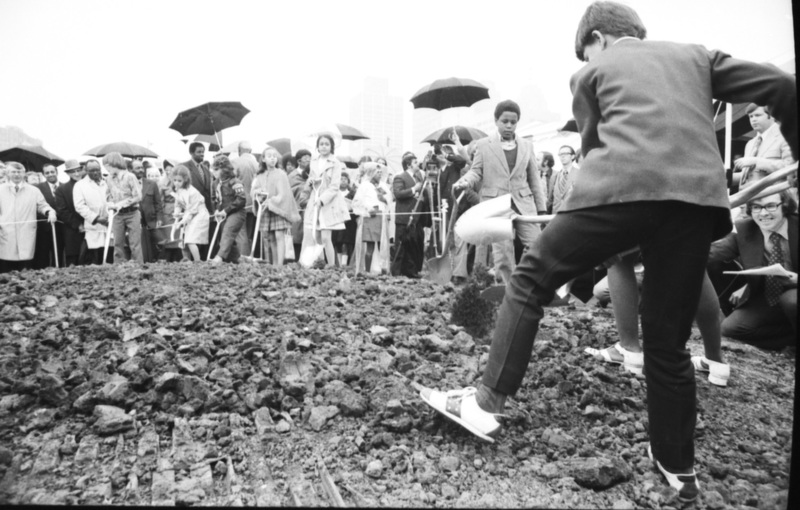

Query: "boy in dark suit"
<box><xmin>420</xmin><ymin>1</ymin><xmax>797</xmax><ymax>503</ymax></box>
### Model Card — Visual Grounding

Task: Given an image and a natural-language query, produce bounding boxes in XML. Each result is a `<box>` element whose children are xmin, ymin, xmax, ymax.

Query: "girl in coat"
<box><xmin>171</xmin><ymin>165</ymin><xmax>210</xmax><ymax>262</ymax></box>
<box><xmin>301</xmin><ymin>134</ymin><xmax>349</xmax><ymax>267</ymax></box>
<box><xmin>251</xmin><ymin>148</ymin><xmax>301</xmax><ymax>265</ymax></box>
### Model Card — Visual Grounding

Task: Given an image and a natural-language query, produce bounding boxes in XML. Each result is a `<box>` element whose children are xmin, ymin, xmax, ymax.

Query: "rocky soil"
<box><xmin>0</xmin><ymin>263</ymin><xmax>794</xmax><ymax>508</ymax></box>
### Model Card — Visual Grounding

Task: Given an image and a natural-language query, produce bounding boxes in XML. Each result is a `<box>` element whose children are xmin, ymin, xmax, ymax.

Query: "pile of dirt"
<box><xmin>0</xmin><ymin>263</ymin><xmax>794</xmax><ymax>508</ymax></box>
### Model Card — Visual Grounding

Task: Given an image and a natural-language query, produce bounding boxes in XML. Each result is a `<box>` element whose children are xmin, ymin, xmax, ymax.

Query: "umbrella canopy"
<box><xmin>168</xmin><ymin>101</ymin><xmax>250</xmax><ymax>145</ymax></box>
<box><xmin>217</xmin><ymin>140</ymin><xmax>268</xmax><ymax>156</ymax></box>
<box><xmin>84</xmin><ymin>142</ymin><xmax>158</xmax><ymax>159</ymax></box>
<box><xmin>311</xmin><ymin>123</ymin><xmax>370</xmax><ymax>141</ymax></box>
<box><xmin>422</xmin><ymin>125</ymin><xmax>488</xmax><ymax>146</ymax></box>
<box><xmin>0</xmin><ymin>144</ymin><xmax>64</xmax><ymax>171</ymax></box>
<box><xmin>337</xmin><ymin>155</ymin><xmax>359</xmax><ymax>169</ymax></box>
<box><xmin>266</xmin><ymin>138</ymin><xmax>313</xmax><ymax>157</ymax></box>
<box><xmin>559</xmin><ymin>119</ymin><xmax>579</xmax><ymax>133</ymax></box>
<box><xmin>410</xmin><ymin>77</ymin><xmax>490</xmax><ymax>110</ymax></box>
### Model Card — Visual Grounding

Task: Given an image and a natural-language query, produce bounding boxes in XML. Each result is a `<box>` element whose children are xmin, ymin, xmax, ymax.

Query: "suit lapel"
<box><xmin>739</xmin><ymin>220</ymin><xmax>764</xmax><ymax>268</ymax></box>
<box><xmin>510</xmin><ymin>139</ymin><xmax>529</xmax><ymax>176</ymax></box>
<box><xmin>489</xmin><ymin>139</ymin><xmax>510</xmax><ymax>175</ymax></box>
<box><xmin>789</xmin><ymin>216</ymin><xmax>798</xmax><ymax>270</ymax></box>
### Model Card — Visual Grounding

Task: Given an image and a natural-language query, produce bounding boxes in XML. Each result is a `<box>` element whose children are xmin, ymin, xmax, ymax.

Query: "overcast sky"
<box><xmin>0</xmin><ymin>0</ymin><xmax>794</xmax><ymax>162</ymax></box>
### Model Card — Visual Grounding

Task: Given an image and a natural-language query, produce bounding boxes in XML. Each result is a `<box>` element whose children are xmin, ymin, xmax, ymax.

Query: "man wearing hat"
<box><xmin>55</xmin><ymin>159</ymin><xmax>86</xmax><ymax>266</ymax></box>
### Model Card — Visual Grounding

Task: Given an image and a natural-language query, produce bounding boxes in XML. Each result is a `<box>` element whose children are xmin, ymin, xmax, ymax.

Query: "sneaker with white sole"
<box><xmin>584</xmin><ymin>342</ymin><xmax>644</xmax><ymax>376</ymax></box>
<box><xmin>691</xmin><ymin>356</ymin><xmax>730</xmax><ymax>387</ymax></box>
<box><xmin>419</xmin><ymin>386</ymin><xmax>503</xmax><ymax>442</ymax></box>
<box><xmin>648</xmin><ymin>444</ymin><xmax>700</xmax><ymax>503</ymax></box>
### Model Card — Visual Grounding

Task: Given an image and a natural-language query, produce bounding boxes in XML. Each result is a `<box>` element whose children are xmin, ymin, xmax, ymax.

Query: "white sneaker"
<box><xmin>209</xmin><ymin>256</ymin><xmax>223</xmax><ymax>265</ymax></box>
<box><xmin>648</xmin><ymin>444</ymin><xmax>700</xmax><ymax>503</ymax></box>
<box><xmin>419</xmin><ymin>386</ymin><xmax>503</xmax><ymax>442</ymax></box>
<box><xmin>691</xmin><ymin>356</ymin><xmax>730</xmax><ymax>387</ymax></box>
<box><xmin>584</xmin><ymin>342</ymin><xmax>644</xmax><ymax>376</ymax></box>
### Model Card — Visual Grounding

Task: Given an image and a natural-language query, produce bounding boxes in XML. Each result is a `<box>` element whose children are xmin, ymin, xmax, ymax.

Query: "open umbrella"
<box><xmin>311</xmin><ymin>123</ymin><xmax>370</xmax><ymax>141</ymax></box>
<box><xmin>266</xmin><ymin>138</ymin><xmax>313</xmax><ymax>157</ymax></box>
<box><xmin>410</xmin><ymin>77</ymin><xmax>490</xmax><ymax>110</ymax></box>
<box><xmin>337</xmin><ymin>155</ymin><xmax>358</xmax><ymax>169</ymax></box>
<box><xmin>84</xmin><ymin>142</ymin><xmax>158</xmax><ymax>159</ymax></box>
<box><xmin>217</xmin><ymin>140</ymin><xmax>268</xmax><ymax>156</ymax></box>
<box><xmin>169</xmin><ymin>101</ymin><xmax>250</xmax><ymax>147</ymax></box>
<box><xmin>181</xmin><ymin>134</ymin><xmax>221</xmax><ymax>152</ymax></box>
<box><xmin>422</xmin><ymin>126</ymin><xmax>488</xmax><ymax>146</ymax></box>
<box><xmin>0</xmin><ymin>144</ymin><xmax>64</xmax><ymax>171</ymax></box>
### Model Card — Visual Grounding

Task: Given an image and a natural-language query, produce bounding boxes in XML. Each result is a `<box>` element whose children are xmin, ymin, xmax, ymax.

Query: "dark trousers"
<box><xmin>217</xmin><ymin>210</ymin><xmax>245</xmax><ymax>262</ymax></box>
<box><xmin>721</xmin><ymin>289</ymin><xmax>797</xmax><ymax>350</ymax></box>
<box><xmin>483</xmin><ymin>201</ymin><xmax>720</xmax><ymax>472</ymax></box>
<box><xmin>0</xmin><ymin>259</ymin><xmax>32</xmax><ymax>273</ymax></box>
<box><xmin>391</xmin><ymin>223</ymin><xmax>424</xmax><ymax>277</ymax></box>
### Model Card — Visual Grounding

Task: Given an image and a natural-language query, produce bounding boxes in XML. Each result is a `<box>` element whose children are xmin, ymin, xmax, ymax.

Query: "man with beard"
<box><xmin>183</xmin><ymin>142</ymin><xmax>215</xmax><ymax>258</ymax></box>
<box><xmin>54</xmin><ymin>159</ymin><xmax>86</xmax><ymax>266</ymax></box>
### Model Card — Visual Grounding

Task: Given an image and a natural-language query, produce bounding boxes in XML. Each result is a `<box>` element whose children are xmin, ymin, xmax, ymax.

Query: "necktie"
<box><xmin>741</xmin><ymin>135</ymin><xmax>763</xmax><ymax>186</ymax></box>
<box><xmin>556</xmin><ymin>170</ymin><xmax>570</xmax><ymax>202</ymax></box>
<box><xmin>15</xmin><ymin>185</ymin><xmax>20</xmax><ymax>193</ymax></box>
<box><xmin>765</xmin><ymin>232</ymin><xmax>785</xmax><ymax>306</ymax></box>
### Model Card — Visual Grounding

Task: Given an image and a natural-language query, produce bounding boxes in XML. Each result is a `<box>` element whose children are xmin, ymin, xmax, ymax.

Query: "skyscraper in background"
<box><xmin>349</xmin><ymin>77</ymin><xmax>404</xmax><ymax>171</ymax></box>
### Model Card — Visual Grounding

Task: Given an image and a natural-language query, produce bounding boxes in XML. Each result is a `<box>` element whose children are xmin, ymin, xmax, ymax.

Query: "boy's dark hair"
<box><xmin>402</xmin><ymin>154</ymin><xmax>416</xmax><ymax>170</ymax></box>
<box><xmin>574</xmin><ymin>1</ymin><xmax>647</xmax><ymax>61</ymax></box>
<box><xmin>494</xmin><ymin>100</ymin><xmax>521</xmax><ymax>120</ymax></box>
<box><xmin>541</xmin><ymin>152</ymin><xmax>555</xmax><ymax>169</ymax></box>
<box><xmin>282</xmin><ymin>154</ymin><xmax>297</xmax><ymax>169</ymax></box>
<box><xmin>746</xmin><ymin>103</ymin><xmax>771</xmax><ymax>117</ymax></box>
<box><xmin>294</xmin><ymin>149</ymin><xmax>312</xmax><ymax>161</ymax></box>
<box><xmin>189</xmin><ymin>142</ymin><xmax>204</xmax><ymax>154</ymax></box>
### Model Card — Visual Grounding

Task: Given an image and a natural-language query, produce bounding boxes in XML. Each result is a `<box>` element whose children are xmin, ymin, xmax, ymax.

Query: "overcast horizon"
<box><xmin>0</xmin><ymin>0</ymin><xmax>795</xmax><ymax>164</ymax></box>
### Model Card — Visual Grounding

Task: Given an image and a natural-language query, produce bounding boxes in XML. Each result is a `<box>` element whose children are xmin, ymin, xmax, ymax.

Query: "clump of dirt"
<box><xmin>0</xmin><ymin>263</ymin><xmax>793</xmax><ymax>508</ymax></box>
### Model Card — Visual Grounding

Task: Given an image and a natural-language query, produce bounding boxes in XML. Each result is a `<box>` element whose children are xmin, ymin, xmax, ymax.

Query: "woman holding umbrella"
<box><xmin>300</xmin><ymin>134</ymin><xmax>349</xmax><ymax>267</ymax></box>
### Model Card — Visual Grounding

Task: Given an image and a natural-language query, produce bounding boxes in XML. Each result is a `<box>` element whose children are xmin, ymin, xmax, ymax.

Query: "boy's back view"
<box><xmin>436</xmin><ymin>1</ymin><xmax>797</xmax><ymax>504</ymax></box>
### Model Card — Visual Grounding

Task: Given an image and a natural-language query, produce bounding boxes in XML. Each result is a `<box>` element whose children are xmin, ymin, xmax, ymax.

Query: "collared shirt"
<box><xmin>759</xmin><ymin>218</ymin><xmax>791</xmax><ymax>270</ymax></box>
<box><xmin>106</xmin><ymin>169</ymin><xmax>141</xmax><ymax>208</ymax></box>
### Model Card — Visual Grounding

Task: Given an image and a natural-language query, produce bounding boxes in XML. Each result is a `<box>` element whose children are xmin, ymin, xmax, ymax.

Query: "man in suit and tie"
<box><xmin>454</xmin><ymin>99</ymin><xmax>548</xmax><ymax>284</ymax></box>
<box><xmin>183</xmin><ymin>142</ymin><xmax>214</xmax><ymax>258</ymax></box>
<box><xmin>391</xmin><ymin>153</ymin><xmax>425</xmax><ymax>278</ymax></box>
<box><xmin>131</xmin><ymin>159</ymin><xmax>163</xmax><ymax>262</ymax></box>
<box><xmin>709</xmin><ymin>191</ymin><xmax>797</xmax><ymax>350</ymax></box>
<box><xmin>32</xmin><ymin>163</ymin><xmax>65</xmax><ymax>268</ymax></box>
<box><xmin>54</xmin><ymin>159</ymin><xmax>85</xmax><ymax>266</ymax></box>
<box><xmin>733</xmin><ymin>104</ymin><xmax>795</xmax><ymax>189</ymax></box>
<box><xmin>550</xmin><ymin>145</ymin><xmax>578</xmax><ymax>213</ymax></box>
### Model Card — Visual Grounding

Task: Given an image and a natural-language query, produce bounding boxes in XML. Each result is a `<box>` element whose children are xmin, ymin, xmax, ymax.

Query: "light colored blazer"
<box><xmin>458</xmin><ymin>132</ymin><xmax>548</xmax><ymax>216</ymax></box>
<box><xmin>743</xmin><ymin>122</ymin><xmax>795</xmax><ymax>177</ymax></box>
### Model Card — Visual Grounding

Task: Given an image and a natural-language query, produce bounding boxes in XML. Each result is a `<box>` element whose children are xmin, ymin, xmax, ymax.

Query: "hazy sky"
<box><xmin>0</xmin><ymin>0</ymin><xmax>794</xmax><ymax>162</ymax></box>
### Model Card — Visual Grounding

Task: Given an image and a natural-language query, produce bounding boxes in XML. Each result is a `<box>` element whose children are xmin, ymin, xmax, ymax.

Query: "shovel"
<box><xmin>242</xmin><ymin>197</ymin><xmax>266</xmax><ymax>263</ymax></box>
<box><xmin>50</xmin><ymin>221</ymin><xmax>59</xmax><ymax>268</ymax></box>
<box><xmin>454</xmin><ymin>194</ymin><xmax>554</xmax><ymax>245</ymax></box>
<box><xmin>299</xmin><ymin>195</ymin><xmax>325</xmax><ymax>268</ymax></box>
<box><xmin>425</xmin><ymin>191</ymin><xmax>465</xmax><ymax>285</ymax></box>
<box><xmin>206</xmin><ymin>215</ymin><xmax>225</xmax><ymax>262</ymax></box>
<box><xmin>102</xmin><ymin>208</ymin><xmax>116</xmax><ymax>265</ymax></box>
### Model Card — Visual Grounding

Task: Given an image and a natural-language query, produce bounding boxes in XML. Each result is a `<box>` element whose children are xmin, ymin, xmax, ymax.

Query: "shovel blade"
<box><xmin>425</xmin><ymin>253</ymin><xmax>453</xmax><ymax>285</ymax></box>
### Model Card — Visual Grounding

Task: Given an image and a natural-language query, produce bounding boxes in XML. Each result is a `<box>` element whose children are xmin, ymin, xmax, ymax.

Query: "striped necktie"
<box><xmin>765</xmin><ymin>232</ymin><xmax>785</xmax><ymax>306</ymax></box>
<box><xmin>740</xmin><ymin>135</ymin><xmax>763</xmax><ymax>186</ymax></box>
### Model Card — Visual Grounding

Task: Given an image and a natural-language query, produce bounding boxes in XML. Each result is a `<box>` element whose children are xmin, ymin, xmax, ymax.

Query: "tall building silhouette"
<box><xmin>349</xmin><ymin>77</ymin><xmax>404</xmax><ymax>170</ymax></box>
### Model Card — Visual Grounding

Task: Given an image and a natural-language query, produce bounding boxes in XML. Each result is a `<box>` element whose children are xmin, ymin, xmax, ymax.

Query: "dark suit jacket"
<box><xmin>393</xmin><ymin>171</ymin><xmax>420</xmax><ymax>226</ymax></box>
<box><xmin>183</xmin><ymin>159</ymin><xmax>214</xmax><ymax>214</ymax></box>
<box><xmin>709</xmin><ymin>214</ymin><xmax>798</xmax><ymax>305</ymax></box>
<box><xmin>37</xmin><ymin>182</ymin><xmax>58</xmax><ymax>209</ymax></box>
<box><xmin>568</xmin><ymin>39</ymin><xmax>796</xmax><ymax>240</ymax></box>
<box><xmin>139</xmin><ymin>178</ymin><xmax>163</xmax><ymax>227</ymax></box>
<box><xmin>54</xmin><ymin>179</ymin><xmax>84</xmax><ymax>257</ymax></box>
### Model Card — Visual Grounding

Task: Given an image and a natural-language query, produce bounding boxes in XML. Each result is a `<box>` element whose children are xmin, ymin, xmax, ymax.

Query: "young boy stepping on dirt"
<box><xmin>424</xmin><ymin>1</ymin><xmax>797</xmax><ymax>503</ymax></box>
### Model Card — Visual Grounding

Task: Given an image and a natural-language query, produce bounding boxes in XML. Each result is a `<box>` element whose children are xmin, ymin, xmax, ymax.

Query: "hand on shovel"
<box><xmin>214</xmin><ymin>210</ymin><xmax>227</xmax><ymax>222</ymax></box>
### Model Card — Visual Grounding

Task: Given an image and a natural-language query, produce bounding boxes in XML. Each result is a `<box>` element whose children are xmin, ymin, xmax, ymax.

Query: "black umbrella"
<box><xmin>422</xmin><ymin>126</ymin><xmax>488</xmax><ymax>146</ymax></box>
<box><xmin>410</xmin><ymin>77</ymin><xmax>490</xmax><ymax>110</ymax></box>
<box><xmin>312</xmin><ymin>123</ymin><xmax>370</xmax><ymax>141</ymax></box>
<box><xmin>0</xmin><ymin>144</ymin><xmax>65</xmax><ymax>171</ymax></box>
<box><xmin>336</xmin><ymin>155</ymin><xmax>359</xmax><ymax>169</ymax></box>
<box><xmin>169</xmin><ymin>101</ymin><xmax>250</xmax><ymax>146</ymax></box>
<box><xmin>559</xmin><ymin>119</ymin><xmax>579</xmax><ymax>133</ymax></box>
<box><xmin>181</xmin><ymin>134</ymin><xmax>221</xmax><ymax>153</ymax></box>
<box><xmin>84</xmin><ymin>141</ymin><xmax>158</xmax><ymax>159</ymax></box>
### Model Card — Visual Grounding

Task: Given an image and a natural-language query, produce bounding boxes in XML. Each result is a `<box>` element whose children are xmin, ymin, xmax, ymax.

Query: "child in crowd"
<box><xmin>209</xmin><ymin>155</ymin><xmax>247</xmax><ymax>264</ymax></box>
<box><xmin>251</xmin><ymin>148</ymin><xmax>300</xmax><ymax>265</ymax></box>
<box><xmin>171</xmin><ymin>165</ymin><xmax>209</xmax><ymax>262</ymax></box>
<box><xmin>352</xmin><ymin>162</ymin><xmax>388</xmax><ymax>273</ymax></box>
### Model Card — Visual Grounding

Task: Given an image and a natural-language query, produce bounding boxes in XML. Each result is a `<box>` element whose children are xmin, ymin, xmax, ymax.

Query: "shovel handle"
<box><xmin>513</xmin><ymin>213</ymin><xmax>555</xmax><ymax>224</ymax></box>
<box><xmin>249</xmin><ymin>200</ymin><xmax>265</xmax><ymax>259</ymax></box>
<box><xmin>729</xmin><ymin>163</ymin><xmax>797</xmax><ymax>208</ymax></box>
<box><xmin>206</xmin><ymin>217</ymin><xmax>225</xmax><ymax>262</ymax></box>
<box><xmin>50</xmin><ymin>221</ymin><xmax>59</xmax><ymax>268</ymax></box>
<box><xmin>102</xmin><ymin>209</ymin><xmax>115</xmax><ymax>265</ymax></box>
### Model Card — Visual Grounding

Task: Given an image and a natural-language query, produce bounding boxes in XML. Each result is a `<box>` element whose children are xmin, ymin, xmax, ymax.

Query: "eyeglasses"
<box><xmin>750</xmin><ymin>203</ymin><xmax>781</xmax><ymax>213</ymax></box>
<box><xmin>558</xmin><ymin>152</ymin><xmax>573</xmax><ymax>157</ymax></box>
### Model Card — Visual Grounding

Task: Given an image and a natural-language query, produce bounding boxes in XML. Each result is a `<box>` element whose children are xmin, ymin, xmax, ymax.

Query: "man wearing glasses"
<box><xmin>54</xmin><ymin>159</ymin><xmax>86</xmax><ymax>266</ymax></box>
<box><xmin>708</xmin><ymin>191</ymin><xmax>797</xmax><ymax>350</ymax></box>
<box><xmin>550</xmin><ymin>145</ymin><xmax>578</xmax><ymax>214</ymax></box>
